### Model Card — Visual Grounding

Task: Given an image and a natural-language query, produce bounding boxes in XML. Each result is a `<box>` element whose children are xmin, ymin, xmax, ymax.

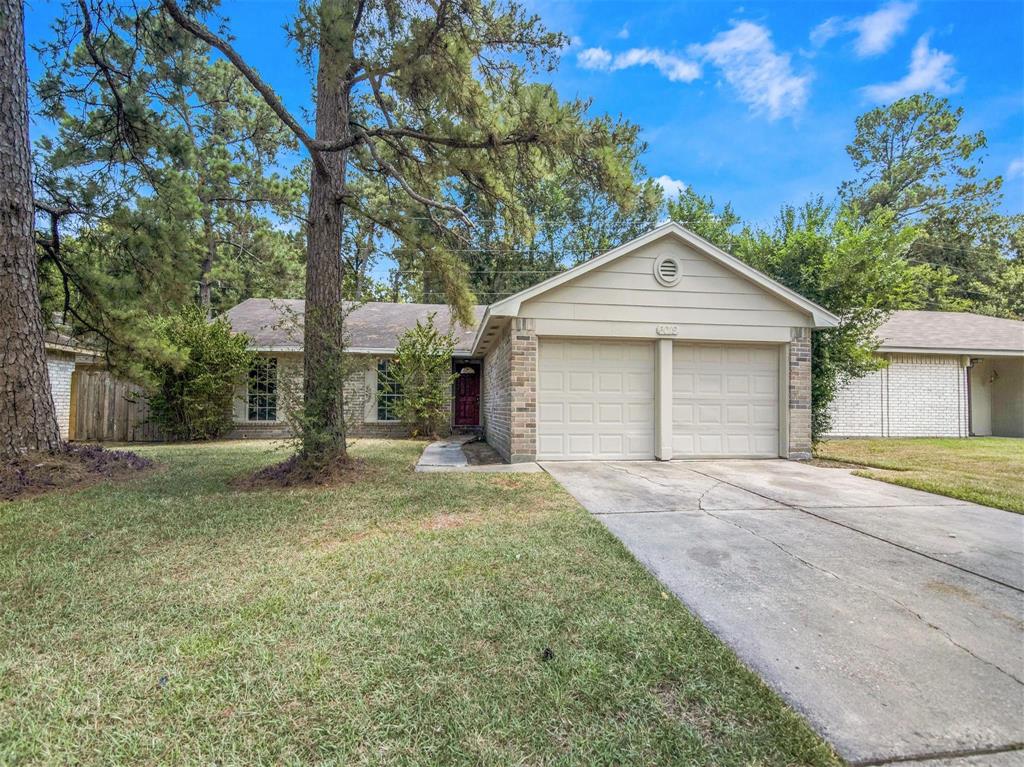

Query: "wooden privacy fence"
<box><xmin>70</xmin><ymin>369</ymin><xmax>164</xmax><ymax>442</ymax></box>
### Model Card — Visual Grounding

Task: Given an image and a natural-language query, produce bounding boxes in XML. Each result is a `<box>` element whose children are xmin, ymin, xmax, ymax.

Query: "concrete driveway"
<box><xmin>542</xmin><ymin>459</ymin><xmax>1024</xmax><ymax>767</ymax></box>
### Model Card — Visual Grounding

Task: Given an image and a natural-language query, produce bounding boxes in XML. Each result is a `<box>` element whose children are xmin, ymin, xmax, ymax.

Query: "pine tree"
<box><xmin>0</xmin><ymin>0</ymin><xmax>62</xmax><ymax>457</ymax></box>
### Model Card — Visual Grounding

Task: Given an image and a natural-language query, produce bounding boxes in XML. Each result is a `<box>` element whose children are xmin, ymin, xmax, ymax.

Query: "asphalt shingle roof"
<box><xmin>222</xmin><ymin>298</ymin><xmax>485</xmax><ymax>355</ymax></box>
<box><xmin>877</xmin><ymin>310</ymin><xmax>1024</xmax><ymax>354</ymax></box>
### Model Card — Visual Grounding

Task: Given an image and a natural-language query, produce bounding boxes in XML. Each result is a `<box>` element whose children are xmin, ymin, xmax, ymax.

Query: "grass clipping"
<box><xmin>0</xmin><ymin>443</ymin><xmax>153</xmax><ymax>501</ymax></box>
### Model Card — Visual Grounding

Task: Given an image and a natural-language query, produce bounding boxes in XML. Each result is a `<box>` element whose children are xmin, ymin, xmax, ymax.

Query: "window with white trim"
<box><xmin>247</xmin><ymin>357</ymin><xmax>278</xmax><ymax>421</ymax></box>
<box><xmin>376</xmin><ymin>359</ymin><xmax>401</xmax><ymax>421</ymax></box>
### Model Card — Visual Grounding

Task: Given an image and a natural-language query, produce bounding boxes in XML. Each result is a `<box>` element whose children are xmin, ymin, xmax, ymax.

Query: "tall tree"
<box><xmin>839</xmin><ymin>93</ymin><xmax>1014</xmax><ymax>300</ymax></box>
<box><xmin>35</xmin><ymin>9</ymin><xmax>303</xmax><ymax>349</ymax></box>
<box><xmin>0</xmin><ymin>0</ymin><xmax>62</xmax><ymax>457</ymax></box>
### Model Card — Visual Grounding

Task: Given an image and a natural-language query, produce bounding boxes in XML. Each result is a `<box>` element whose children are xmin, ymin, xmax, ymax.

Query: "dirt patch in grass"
<box><xmin>422</xmin><ymin>511</ymin><xmax>483</xmax><ymax>531</ymax></box>
<box><xmin>0</xmin><ymin>443</ymin><xmax>153</xmax><ymax>501</ymax></box>
<box><xmin>806</xmin><ymin>457</ymin><xmax>860</xmax><ymax>469</ymax></box>
<box><xmin>232</xmin><ymin>453</ymin><xmax>369</xmax><ymax>491</ymax></box>
<box><xmin>462</xmin><ymin>438</ymin><xmax>504</xmax><ymax>466</ymax></box>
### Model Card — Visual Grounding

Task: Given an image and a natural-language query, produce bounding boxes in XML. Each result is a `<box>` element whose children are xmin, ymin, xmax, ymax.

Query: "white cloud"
<box><xmin>862</xmin><ymin>34</ymin><xmax>960</xmax><ymax>102</ymax></box>
<box><xmin>613</xmin><ymin>48</ymin><xmax>702</xmax><ymax>82</ymax></box>
<box><xmin>810</xmin><ymin>16</ymin><xmax>843</xmax><ymax>48</ymax></box>
<box><xmin>654</xmin><ymin>175</ymin><xmax>687</xmax><ymax>198</ymax></box>
<box><xmin>576</xmin><ymin>46</ymin><xmax>701</xmax><ymax>83</ymax></box>
<box><xmin>849</xmin><ymin>1</ymin><xmax>917</xmax><ymax>56</ymax></box>
<box><xmin>1008</xmin><ymin>158</ymin><xmax>1024</xmax><ymax>180</ymax></box>
<box><xmin>616</xmin><ymin>23</ymin><xmax>630</xmax><ymax>40</ymax></box>
<box><xmin>691</xmin><ymin>21</ymin><xmax>810</xmax><ymax>119</ymax></box>
<box><xmin>810</xmin><ymin>2</ymin><xmax>916</xmax><ymax>56</ymax></box>
<box><xmin>577</xmin><ymin>47</ymin><xmax>613</xmax><ymax>70</ymax></box>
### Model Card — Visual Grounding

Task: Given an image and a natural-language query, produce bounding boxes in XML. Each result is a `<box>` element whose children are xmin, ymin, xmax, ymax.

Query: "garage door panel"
<box><xmin>627</xmin><ymin>402</ymin><xmax>653</xmax><ymax>424</ymax></box>
<box><xmin>539</xmin><ymin>370</ymin><xmax>564</xmax><ymax>392</ymax></box>
<box><xmin>674</xmin><ymin>342</ymin><xmax>779</xmax><ymax>458</ymax></box>
<box><xmin>698</xmin><ymin>374</ymin><xmax>723</xmax><ymax>394</ymax></box>
<box><xmin>673</xmin><ymin>373</ymin><xmax>695</xmax><ymax>393</ymax></box>
<box><xmin>568</xmin><ymin>371</ymin><xmax>594</xmax><ymax>392</ymax></box>
<box><xmin>568</xmin><ymin>402</ymin><xmax>594</xmax><ymax>423</ymax></box>
<box><xmin>538</xmin><ymin>339</ymin><xmax>655</xmax><ymax>460</ymax></box>
<box><xmin>538</xmin><ymin>402</ymin><xmax>563</xmax><ymax>422</ymax></box>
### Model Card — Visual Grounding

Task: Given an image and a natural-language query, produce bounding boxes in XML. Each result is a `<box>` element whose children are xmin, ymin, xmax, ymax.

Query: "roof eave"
<box><xmin>878</xmin><ymin>345</ymin><xmax>1024</xmax><ymax>357</ymax></box>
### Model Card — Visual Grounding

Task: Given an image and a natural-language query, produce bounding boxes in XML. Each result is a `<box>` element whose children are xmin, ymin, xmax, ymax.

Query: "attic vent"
<box><xmin>654</xmin><ymin>254</ymin><xmax>682</xmax><ymax>287</ymax></box>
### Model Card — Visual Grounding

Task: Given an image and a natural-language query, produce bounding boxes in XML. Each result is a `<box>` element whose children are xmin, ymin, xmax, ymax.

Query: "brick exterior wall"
<box><xmin>826</xmin><ymin>353</ymin><xmax>969</xmax><ymax>438</ymax></box>
<box><xmin>46</xmin><ymin>351</ymin><xmax>75</xmax><ymax>440</ymax></box>
<box><xmin>482</xmin><ymin>324</ymin><xmax>512</xmax><ymax>460</ymax></box>
<box><xmin>788</xmin><ymin>328</ymin><xmax>812</xmax><ymax>459</ymax></box>
<box><xmin>509</xmin><ymin>319</ymin><xmax>538</xmax><ymax>462</ymax></box>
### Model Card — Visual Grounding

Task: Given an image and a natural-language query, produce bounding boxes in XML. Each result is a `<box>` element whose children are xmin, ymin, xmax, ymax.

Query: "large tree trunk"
<box><xmin>301</xmin><ymin>0</ymin><xmax>354</xmax><ymax>463</ymax></box>
<box><xmin>0</xmin><ymin>0</ymin><xmax>62</xmax><ymax>458</ymax></box>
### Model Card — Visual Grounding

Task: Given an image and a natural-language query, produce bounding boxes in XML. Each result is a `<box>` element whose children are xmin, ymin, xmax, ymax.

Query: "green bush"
<box><xmin>392</xmin><ymin>314</ymin><xmax>458</xmax><ymax>438</ymax></box>
<box><xmin>145</xmin><ymin>305</ymin><xmax>254</xmax><ymax>440</ymax></box>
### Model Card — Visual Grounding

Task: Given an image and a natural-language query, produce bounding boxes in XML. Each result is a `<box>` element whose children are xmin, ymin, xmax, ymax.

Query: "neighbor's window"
<box><xmin>248</xmin><ymin>357</ymin><xmax>278</xmax><ymax>421</ymax></box>
<box><xmin>376</xmin><ymin>359</ymin><xmax>401</xmax><ymax>421</ymax></box>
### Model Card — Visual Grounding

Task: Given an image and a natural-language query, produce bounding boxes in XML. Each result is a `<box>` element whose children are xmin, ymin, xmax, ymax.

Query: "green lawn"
<box><xmin>0</xmin><ymin>440</ymin><xmax>838</xmax><ymax>766</ymax></box>
<box><xmin>815</xmin><ymin>437</ymin><xmax>1024</xmax><ymax>513</ymax></box>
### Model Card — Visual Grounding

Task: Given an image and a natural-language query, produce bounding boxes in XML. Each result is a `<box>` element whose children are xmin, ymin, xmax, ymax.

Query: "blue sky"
<box><xmin>24</xmin><ymin>0</ymin><xmax>1024</xmax><ymax>227</ymax></box>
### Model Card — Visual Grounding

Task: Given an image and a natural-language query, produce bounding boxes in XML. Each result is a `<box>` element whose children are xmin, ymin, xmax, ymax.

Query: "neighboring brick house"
<box><xmin>223</xmin><ymin>222</ymin><xmax>839</xmax><ymax>460</ymax></box>
<box><xmin>826</xmin><ymin>311</ymin><xmax>1024</xmax><ymax>439</ymax></box>
<box><xmin>44</xmin><ymin>331</ymin><xmax>102</xmax><ymax>440</ymax></box>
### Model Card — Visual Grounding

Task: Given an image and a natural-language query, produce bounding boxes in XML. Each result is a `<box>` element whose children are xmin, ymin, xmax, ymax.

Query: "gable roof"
<box><xmin>876</xmin><ymin>311</ymin><xmax>1024</xmax><ymax>356</ymax></box>
<box><xmin>471</xmin><ymin>221</ymin><xmax>839</xmax><ymax>352</ymax></box>
<box><xmin>223</xmin><ymin>298</ymin><xmax>485</xmax><ymax>355</ymax></box>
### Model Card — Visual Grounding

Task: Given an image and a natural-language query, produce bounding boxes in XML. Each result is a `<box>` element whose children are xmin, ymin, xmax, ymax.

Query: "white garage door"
<box><xmin>538</xmin><ymin>339</ymin><xmax>655</xmax><ymax>460</ymax></box>
<box><xmin>673</xmin><ymin>343</ymin><xmax>779</xmax><ymax>458</ymax></box>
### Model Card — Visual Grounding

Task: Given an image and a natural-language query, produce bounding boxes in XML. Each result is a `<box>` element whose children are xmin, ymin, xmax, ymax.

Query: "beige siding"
<box><xmin>520</xmin><ymin>239</ymin><xmax>811</xmax><ymax>340</ymax></box>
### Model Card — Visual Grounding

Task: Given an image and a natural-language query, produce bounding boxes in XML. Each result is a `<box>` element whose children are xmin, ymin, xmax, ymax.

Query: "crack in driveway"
<box><xmin>678</xmin><ymin>463</ymin><xmax>1024</xmax><ymax>595</ymax></box>
<box><xmin>697</xmin><ymin>507</ymin><xmax>1024</xmax><ymax>688</ymax></box>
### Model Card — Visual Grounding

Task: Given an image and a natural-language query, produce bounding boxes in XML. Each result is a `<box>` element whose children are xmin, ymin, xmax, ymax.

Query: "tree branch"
<box><xmin>160</xmin><ymin>0</ymin><xmax>330</xmax><ymax>177</ymax></box>
<box><xmin>363</xmin><ymin>139</ymin><xmax>473</xmax><ymax>228</ymax></box>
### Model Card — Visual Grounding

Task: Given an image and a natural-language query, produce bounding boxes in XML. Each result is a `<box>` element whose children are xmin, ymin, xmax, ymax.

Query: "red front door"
<box><xmin>454</xmin><ymin>363</ymin><xmax>480</xmax><ymax>426</ymax></box>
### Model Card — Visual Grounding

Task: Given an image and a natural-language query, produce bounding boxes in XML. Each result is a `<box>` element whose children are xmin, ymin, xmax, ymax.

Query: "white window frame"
<box><xmin>374</xmin><ymin>358</ymin><xmax>402</xmax><ymax>422</ymax></box>
<box><xmin>247</xmin><ymin>356</ymin><xmax>279</xmax><ymax>422</ymax></box>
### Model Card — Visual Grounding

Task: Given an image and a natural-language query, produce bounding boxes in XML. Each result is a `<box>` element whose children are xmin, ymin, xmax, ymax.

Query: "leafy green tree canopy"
<box><xmin>839</xmin><ymin>93</ymin><xmax>1017</xmax><ymax>304</ymax></box>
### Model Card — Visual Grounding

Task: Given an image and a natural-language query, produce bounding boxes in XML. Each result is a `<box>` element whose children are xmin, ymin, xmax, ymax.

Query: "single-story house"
<box><xmin>826</xmin><ymin>310</ymin><xmax>1024</xmax><ymax>439</ymax></box>
<box><xmin>224</xmin><ymin>222</ymin><xmax>840</xmax><ymax>460</ymax></box>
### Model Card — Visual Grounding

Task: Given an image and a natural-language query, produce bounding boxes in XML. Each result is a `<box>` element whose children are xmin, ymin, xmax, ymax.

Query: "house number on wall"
<box><xmin>656</xmin><ymin>325</ymin><xmax>679</xmax><ymax>336</ymax></box>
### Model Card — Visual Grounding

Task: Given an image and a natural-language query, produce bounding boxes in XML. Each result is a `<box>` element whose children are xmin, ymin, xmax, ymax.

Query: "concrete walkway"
<box><xmin>415</xmin><ymin>436</ymin><xmax>542</xmax><ymax>473</ymax></box>
<box><xmin>542</xmin><ymin>459</ymin><xmax>1024</xmax><ymax>767</ymax></box>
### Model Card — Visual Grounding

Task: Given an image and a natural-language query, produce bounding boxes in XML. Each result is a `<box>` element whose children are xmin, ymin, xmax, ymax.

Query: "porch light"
<box><xmin>459</xmin><ymin>366</ymin><xmax>476</xmax><ymax>375</ymax></box>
